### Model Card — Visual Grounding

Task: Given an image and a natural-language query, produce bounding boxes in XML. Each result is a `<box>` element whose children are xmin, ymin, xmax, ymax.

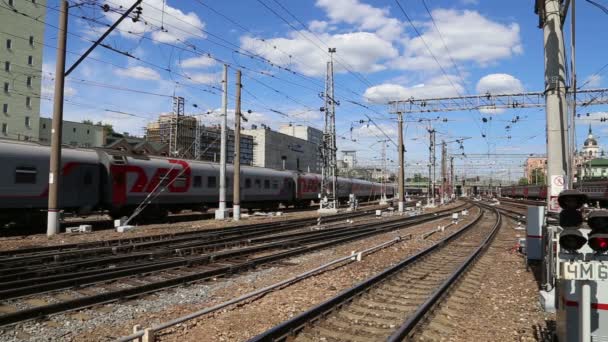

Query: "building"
<box><xmin>524</xmin><ymin>157</ymin><xmax>547</xmax><ymax>183</ymax></box>
<box><xmin>195</xmin><ymin>125</ymin><xmax>253</xmax><ymax>165</ymax></box>
<box><xmin>578</xmin><ymin>158</ymin><xmax>608</xmax><ymax>180</ymax></box>
<box><xmin>146</xmin><ymin>114</ymin><xmax>254</xmax><ymax>164</ymax></box>
<box><xmin>39</xmin><ymin>118</ymin><xmax>104</xmax><ymax>147</ymax></box>
<box><xmin>279</xmin><ymin>124</ymin><xmax>323</xmax><ymax>146</ymax></box>
<box><xmin>105</xmin><ymin>132</ymin><xmax>169</xmax><ymax>156</ymax></box>
<box><xmin>574</xmin><ymin>126</ymin><xmax>604</xmax><ymax>180</ymax></box>
<box><xmin>146</xmin><ymin>114</ymin><xmax>198</xmax><ymax>158</ymax></box>
<box><xmin>0</xmin><ymin>0</ymin><xmax>46</xmax><ymax>141</ymax></box>
<box><xmin>243</xmin><ymin>126</ymin><xmax>321</xmax><ymax>173</ymax></box>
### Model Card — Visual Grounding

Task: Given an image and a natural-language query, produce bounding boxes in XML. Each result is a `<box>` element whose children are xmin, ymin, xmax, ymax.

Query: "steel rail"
<box><xmin>247</xmin><ymin>207</ymin><xmax>488</xmax><ymax>342</ymax></box>
<box><xmin>388</xmin><ymin>207</ymin><xmax>502</xmax><ymax>340</ymax></box>
<box><xmin>0</xmin><ymin>205</ymin><xmax>466</xmax><ymax>326</ymax></box>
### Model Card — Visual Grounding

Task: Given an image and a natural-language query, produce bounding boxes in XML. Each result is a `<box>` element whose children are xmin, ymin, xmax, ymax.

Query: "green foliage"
<box><xmin>518</xmin><ymin>177</ymin><xmax>529</xmax><ymax>185</ymax></box>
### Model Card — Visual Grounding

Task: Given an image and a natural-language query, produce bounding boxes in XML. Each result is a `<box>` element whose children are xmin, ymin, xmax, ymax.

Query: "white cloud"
<box><xmin>188</xmin><ymin>72</ymin><xmax>222</xmax><ymax>85</ymax></box>
<box><xmin>475</xmin><ymin>73</ymin><xmax>524</xmax><ymax>113</ymax></box>
<box><xmin>103</xmin><ymin>0</ymin><xmax>205</xmax><ymax>43</ymax></box>
<box><xmin>315</xmin><ymin>0</ymin><xmax>403</xmax><ymax>40</ymax></box>
<box><xmin>461</xmin><ymin>0</ymin><xmax>479</xmax><ymax>4</ymax></box>
<box><xmin>352</xmin><ymin>123</ymin><xmax>397</xmax><ymax>139</ymax></box>
<box><xmin>308</xmin><ymin>20</ymin><xmax>329</xmax><ymax>32</ymax></box>
<box><xmin>363</xmin><ymin>75</ymin><xmax>464</xmax><ymax>104</ymax></box>
<box><xmin>582</xmin><ymin>74</ymin><xmax>601</xmax><ymax>88</ymax></box>
<box><xmin>241</xmin><ymin>31</ymin><xmax>398</xmax><ymax>77</ymax></box>
<box><xmin>114</xmin><ymin>66</ymin><xmax>162</xmax><ymax>81</ymax></box>
<box><xmin>476</xmin><ymin>73</ymin><xmax>524</xmax><ymax>94</ymax></box>
<box><xmin>181</xmin><ymin>55</ymin><xmax>216</xmax><ymax>69</ymax></box>
<box><xmin>391</xmin><ymin>9</ymin><xmax>522</xmax><ymax>71</ymax></box>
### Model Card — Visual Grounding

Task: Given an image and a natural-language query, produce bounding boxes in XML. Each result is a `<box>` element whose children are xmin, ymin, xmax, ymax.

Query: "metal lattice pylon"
<box><xmin>320</xmin><ymin>48</ymin><xmax>338</xmax><ymax>210</ymax></box>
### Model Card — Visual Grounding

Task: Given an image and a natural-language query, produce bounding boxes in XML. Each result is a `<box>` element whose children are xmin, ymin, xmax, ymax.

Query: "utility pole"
<box><xmin>46</xmin><ymin>0</ymin><xmax>144</xmax><ymax>236</ymax></box>
<box><xmin>46</xmin><ymin>0</ymin><xmax>68</xmax><ymax>237</ymax></box>
<box><xmin>427</xmin><ymin>126</ymin><xmax>436</xmax><ymax>206</ymax></box>
<box><xmin>233</xmin><ymin>70</ymin><xmax>242</xmax><ymax>221</ymax></box>
<box><xmin>450</xmin><ymin>156</ymin><xmax>455</xmax><ymax>198</ymax></box>
<box><xmin>397</xmin><ymin>112</ymin><xmax>405</xmax><ymax>212</ymax></box>
<box><xmin>319</xmin><ymin>48</ymin><xmax>338</xmax><ymax>212</ymax></box>
<box><xmin>215</xmin><ymin>65</ymin><xmax>228</xmax><ymax>219</ymax></box>
<box><xmin>441</xmin><ymin>140</ymin><xmax>447</xmax><ymax>204</ymax></box>
<box><xmin>377</xmin><ymin>139</ymin><xmax>389</xmax><ymax>205</ymax></box>
<box><xmin>537</xmin><ymin>0</ymin><xmax>570</xmax><ymax>211</ymax></box>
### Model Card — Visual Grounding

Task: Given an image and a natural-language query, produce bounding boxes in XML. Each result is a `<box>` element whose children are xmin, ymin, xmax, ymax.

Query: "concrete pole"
<box><xmin>46</xmin><ymin>0</ymin><xmax>68</xmax><ymax>237</ymax></box>
<box><xmin>542</xmin><ymin>0</ymin><xmax>569</xmax><ymax>211</ymax></box>
<box><xmin>215</xmin><ymin>65</ymin><xmax>228</xmax><ymax>220</ymax></box>
<box><xmin>431</xmin><ymin>129</ymin><xmax>436</xmax><ymax>205</ymax></box>
<box><xmin>441</xmin><ymin>140</ymin><xmax>447</xmax><ymax>204</ymax></box>
<box><xmin>450</xmin><ymin>156</ymin><xmax>455</xmax><ymax>198</ymax></box>
<box><xmin>397</xmin><ymin>113</ymin><xmax>405</xmax><ymax>212</ymax></box>
<box><xmin>580</xmin><ymin>281</ymin><xmax>591</xmax><ymax>342</ymax></box>
<box><xmin>233</xmin><ymin>70</ymin><xmax>242</xmax><ymax>221</ymax></box>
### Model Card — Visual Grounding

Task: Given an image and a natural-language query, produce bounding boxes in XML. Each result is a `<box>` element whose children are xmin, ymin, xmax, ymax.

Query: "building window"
<box><xmin>25</xmin><ymin>96</ymin><xmax>31</xmax><ymax>108</ymax></box>
<box><xmin>6</xmin><ymin>39</ymin><xmax>11</xmax><ymax>49</ymax></box>
<box><xmin>15</xmin><ymin>167</ymin><xmax>37</xmax><ymax>184</ymax></box>
<box><xmin>207</xmin><ymin>176</ymin><xmax>217</xmax><ymax>188</ymax></box>
<box><xmin>25</xmin><ymin>116</ymin><xmax>30</xmax><ymax>128</ymax></box>
<box><xmin>193</xmin><ymin>175</ymin><xmax>202</xmax><ymax>188</ymax></box>
<box><xmin>1</xmin><ymin>123</ymin><xmax>7</xmax><ymax>135</ymax></box>
<box><xmin>42</xmin><ymin>123</ymin><xmax>46</xmax><ymax>129</ymax></box>
<box><xmin>4</xmin><ymin>61</ymin><xmax>10</xmax><ymax>72</ymax></box>
<box><xmin>8</xmin><ymin>0</ymin><xmax>14</xmax><ymax>7</ymax></box>
<box><xmin>3</xmin><ymin>82</ymin><xmax>8</xmax><ymax>93</ymax></box>
<box><xmin>2</xmin><ymin>104</ymin><xmax>7</xmax><ymax>114</ymax></box>
<box><xmin>87</xmin><ymin>129</ymin><xmax>90</xmax><ymax>134</ymax></box>
<box><xmin>29</xmin><ymin>36</ymin><xmax>34</xmax><ymax>46</ymax></box>
<box><xmin>72</xmin><ymin>127</ymin><xmax>76</xmax><ymax>133</ymax></box>
<box><xmin>27</xmin><ymin>56</ymin><xmax>33</xmax><ymax>66</ymax></box>
<box><xmin>26</xmin><ymin>76</ymin><xmax>32</xmax><ymax>87</ymax></box>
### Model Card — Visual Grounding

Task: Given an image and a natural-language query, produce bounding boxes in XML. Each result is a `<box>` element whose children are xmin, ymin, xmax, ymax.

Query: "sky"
<box><xmin>27</xmin><ymin>0</ymin><xmax>608</xmax><ymax>182</ymax></box>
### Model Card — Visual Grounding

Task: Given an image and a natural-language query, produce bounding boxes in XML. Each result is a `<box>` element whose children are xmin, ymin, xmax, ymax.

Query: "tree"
<box><xmin>531</xmin><ymin>168</ymin><xmax>546</xmax><ymax>185</ymax></box>
<box><xmin>518</xmin><ymin>177</ymin><xmax>529</xmax><ymax>185</ymax></box>
<box><xmin>82</xmin><ymin>119</ymin><xmax>93</xmax><ymax>125</ymax></box>
<box><xmin>97</xmin><ymin>122</ymin><xmax>115</xmax><ymax>135</ymax></box>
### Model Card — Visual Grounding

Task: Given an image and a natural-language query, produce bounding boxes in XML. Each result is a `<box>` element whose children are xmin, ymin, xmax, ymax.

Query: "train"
<box><xmin>500</xmin><ymin>182</ymin><xmax>608</xmax><ymax>206</ymax></box>
<box><xmin>0</xmin><ymin>139</ymin><xmax>394</xmax><ymax>226</ymax></box>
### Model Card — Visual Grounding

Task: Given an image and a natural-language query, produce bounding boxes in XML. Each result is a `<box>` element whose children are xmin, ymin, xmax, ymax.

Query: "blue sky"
<box><xmin>33</xmin><ymin>0</ymin><xmax>608</xmax><ymax>181</ymax></box>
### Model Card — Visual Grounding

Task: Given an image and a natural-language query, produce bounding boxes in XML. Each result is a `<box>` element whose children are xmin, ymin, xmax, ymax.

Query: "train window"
<box><xmin>193</xmin><ymin>175</ymin><xmax>202</xmax><ymax>188</ymax></box>
<box><xmin>208</xmin><ymin>176</ymin><xmax>217</xmax><ymax>188</ymax></box>
<box><xmin>83</xmin><ymin>171</ymin><xmax>92</xmax><ymax>185</ymax></box>
<box><xmin>15</xmin><ymin>166</ymin><xmax>36</xmax><ymax>184</ymax></box>
<box><xmin>254</xmin><ymin>179</ymin><xmax>261</xmax><ymax>188</ymax></box>
<box><xmin>264</xmin><ymin>179</ymin><xmax>270</xmax><ymax>189</ymax></box>
<box><xmin>173</xmin><ymin>176</ymin><xmax>186</xmax><ymax>188</ymax></box>
<box><xmin>245</xmin><ymin>178</ymin><xmax>251</xmax><ymax>188</ymax></box>
<box><xmin>272</xmin><ymin>180</ymin><xmax>278</xmax><ymax>189</ymax></box>
<box><xmin>112</xmin><ymin>155</ymin><xmax>126</xmax><ymax>165</ymax></box>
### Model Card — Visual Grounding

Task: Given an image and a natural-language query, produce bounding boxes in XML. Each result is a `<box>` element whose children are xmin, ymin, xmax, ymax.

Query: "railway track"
<box><xmin>248</xmin><ymin>204</ymin><xmax>501</xmax><ymax>341</ymax></box>
<box><xmin>0</xmin><ymin>203</ymin><xmax>468</xmax><ymax>327</ymax></box>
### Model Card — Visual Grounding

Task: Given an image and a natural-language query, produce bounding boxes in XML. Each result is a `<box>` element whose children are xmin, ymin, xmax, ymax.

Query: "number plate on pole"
<box><xmin>560</xmin><ymin>261</ymin><xmax>608</xmax><ymax>280</ymax></box>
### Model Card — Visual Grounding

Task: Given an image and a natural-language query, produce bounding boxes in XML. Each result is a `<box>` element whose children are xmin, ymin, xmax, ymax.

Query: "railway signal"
<box><xmin>587</xmin><ymin>211</ymin><xmax>608</xmax><ymax>253</ymax></box>
<box><xmin>558</xmin><ymin>190</ymin><xmax>587</xmax><ymax>252</ymax></box>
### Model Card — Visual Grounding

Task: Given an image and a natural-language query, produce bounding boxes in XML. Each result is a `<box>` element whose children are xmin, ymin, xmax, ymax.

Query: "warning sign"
<box><xmin>549</xmin><ymin>196</ymin><xmax>561</xmax><ymax>212</ymax></box>
<box><xmin>550</xmin><ymin>175</ymin><xmax>565</xmax><ymax>197</ymax></box>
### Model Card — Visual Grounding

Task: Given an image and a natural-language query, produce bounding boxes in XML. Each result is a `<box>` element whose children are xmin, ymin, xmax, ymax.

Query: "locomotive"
<box><xmin>0</xmin><ymin>139</ymin><xmax>394</xmax><ymax>225</ymax></box>
<box><xmin>501</xmin><ymin>181</ymin><xmax>608</xmax><ymax>206</ymax></box>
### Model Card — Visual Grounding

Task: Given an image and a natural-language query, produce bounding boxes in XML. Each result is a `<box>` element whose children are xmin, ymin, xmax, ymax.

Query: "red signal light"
<box><xmin>588</xmin><ymin>235</ymin><xmax>608</xmax><ymax>253</ymax></box>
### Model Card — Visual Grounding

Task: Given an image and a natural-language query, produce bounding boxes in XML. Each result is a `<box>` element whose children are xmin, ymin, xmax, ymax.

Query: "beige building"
<box><xmin>524</xmin><ymin>157</ymin><xmax>547</xmax><ymax>183</ymax></box>
<box><xmin>0</xmin><ymin>0</ymin><xmax>46</xmax><ymax>141</ymax></box>
<box><xmin>39</xmin><ymin>118</ymin><xmax>104</xmax><ymax>147</ymax></box>
<box><xmin>243</xmin><ymin>126</ymin><xmax>321</xmax><ymax>173</ymax></box>
<box><xmin>146</xmin><ymin>114</ymin><xmax>197</xmax><ymax>158</ymax></box>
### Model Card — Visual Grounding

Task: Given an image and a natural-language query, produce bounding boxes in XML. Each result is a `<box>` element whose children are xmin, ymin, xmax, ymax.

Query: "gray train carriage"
<box><xmin>99</xmin><ymin>151</ymin><xmax>295</xmax><ymax>218</ymax></box>
<box><xmin>0</xmin><ymin>140</ymin><xmax>101</xmax><ymax>225</ymax></box>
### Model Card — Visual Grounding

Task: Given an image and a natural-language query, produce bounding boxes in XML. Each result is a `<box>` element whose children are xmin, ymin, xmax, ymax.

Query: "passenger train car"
<box><xmin>500</xmin><ymin>181</ymin><xmax>608</xmax><ymax>206</ymax></box>
<box><xmin>0</xmin><ymin>140</ymin><xmax>394</xmax><ymax>225</ymax></box>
